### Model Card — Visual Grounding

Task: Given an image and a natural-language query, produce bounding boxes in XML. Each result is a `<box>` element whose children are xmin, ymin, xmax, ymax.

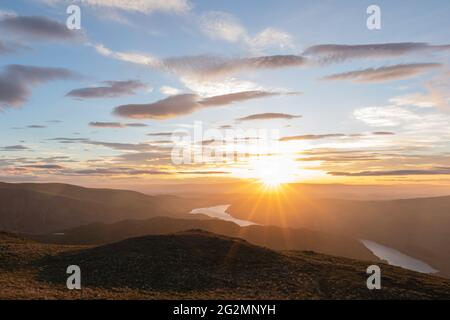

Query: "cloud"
<box><xmin>114</xmin><ymin>90</ymin><xmax>290</xmax><ymax>119</ymax></box>
<box><xmin>1</xmin><ymin>145</ymin><xmax>29</xmax><ymax>151</ymax></box>
<box><xmin>372</xmin><ymin>131</ymin><xmax>395</xmax><ymax>135</ymax></box>
<box><xmin>89</xmin><ymin>121</ymin><xmax>148</xmax><ymax>128</ymax></box>
<box><xmin>63</xmin><ymin>0</ymin><xmax>191</xmax><ymax>14</ymax></box>
<box><xmin>389</xmin><ymin>71</ymin><xmax>450</xmax><ymax>112</ymax></box>
<box><xmin>21</xmin><ymin>164</ymin><xmax>64</xmax><ymax>169</ymax></box>
<box><xmin>65</xmin><ymin>167</ymin><xmax>170</xmax><ymax>176</ymax></box>
<box><xmin>92</xmin><ymin>43</ymin><xmax>305</xmax><ymax>96</ymax></box>
<box><xmin>92</xmin><ymin>43</ymin><xmax>161</xmax><ymax>67</ymax></box>
<box><xmin>163</xmin><ymin>54</ymin><xmax>307</xmax><ymax>79</ymax></box>
<box><xmin>0</xmin><ymin>10</ymin><xmax>16</xmax><ymax>19</ymax></box>
<box><xmin>248</xmin><ymin>28</ymin><xmax>294</xmax><ymax>51</ymax></box>
<box><xmin>66</xmin><ymin>80</ymin><xmax>147</xmax><ymax>99</ymax></box>
<box><xmin>86</xmin><ymin>141</ymin><xmax>155</xmax><ymax>151</ymax></box>
<box><xmin>353</xmin><ymin>106</ymin><xmax>421</xmax><ymax>127</ymax></box>
<box><xmin>328</xmin><ymin>167</ymin><xmax>450</xmax><ymax>176</ymax></box>
<box><xmin>147</xmin><ymin>132</ymin><xmax>177</xmax><ymax>137</ymax></box>
<box><xmin>0</xmin><ymin>40</ymin><xmax>14</xmax><ymax>54</ymax></box>
<box><xmin>280</xmin><ymin>134</ymin><xmax>346</xmax><ymax>142</ymax></box>
<box><xmin>303</xmin><ymin>42</ymin><xmax>450</xmax><ymax>63</ymax></box>
<box><xmin>115</xmin><ymin>152</ymin><xmax>170</xmax><ymax>163</ymax></box>
<box><xmin>200</xmin><ymin>11</ymin><xmax>246</xmax><ymax>42</ymax></box>
<box><xmin>389</xmin><ymin>94</ymin><xmax>437</xmax><ymax>108</ymax></box>
<box><xmin>160</xmin><ymin>86</ymin><xmax>182</xmax><ymax>95</ymax></box>
<box><xmin>300</xmin><ymin>155</ymin><xmax>380</xmax><ymax>163</ymax></box>
<box><xmin>27</xmin><ymin>125</ymin><xmax>46</xmax><ymax>129</ymax></box>
<box><xmin>0</xmin><ymin>40</ymin><xmax>28</xmax><ymax>55</ymax></box>
<box><xmin>237</xmin><ymin>113</ymin><xmax>301</xmax><ymax>121</ymax></box>
<box><xmin>177</xmin><ymin>171</ymin><xmax>229</xmax><ymax>175</ymax></box>
<box><xmin>125</xmin><ymin>123</ymin><xmax>147</xmax><ymax>127</ymax></box>
<box><xmin>200</xmin><ymin>91</ymin><xmax>285</xmax><ymax>106</ymax></box>
<box><xmin>199</xmin><ymin>11</ymin><xmax>294</xmax><ymax>52</ymax></box>
<box><xmin>0</xmin><ymin>64</ymin><xmax>78</xmax><ymax>107</ymax></box>
<box><xmin>89</xmin><ymin>122</ymin><xmax>124</xmax><ymax>128</ymax></box>
<box><xmin>114</xmin><ymin>93</ymin><xmax>199</xmax><ymax>119</ymax></box>
<box><xmin>0</xmin><ymin>15</ymin><xmax>81</xmax><ymax>41</ymax></box>
<box><xmin>50</xmin><ymin>137</ymin><xmax>156</xmax><ymax>151</ymax></box>
<box><xmin>322</xmin><ymin>63</ymin><xmax>442</xmax><ymax>83</ymax></box>
<box><xmin>49</xmin><ymin>137</ymin><xmax>89</xmax><ymax>143</ymax></box>
<box><xmin>94</xmin><ymin>43</ymin><xmax>306</xmax><ymax>80</ymax></box>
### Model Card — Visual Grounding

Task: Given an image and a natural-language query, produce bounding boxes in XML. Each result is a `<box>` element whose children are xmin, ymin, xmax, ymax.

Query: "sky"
<box><xmin>0</xmin><ymin>0</ymin><xmax>449</xmax><ymax>188</ymax></box>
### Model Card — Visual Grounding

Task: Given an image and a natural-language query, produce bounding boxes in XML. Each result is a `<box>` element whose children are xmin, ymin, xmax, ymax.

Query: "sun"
<box><xmin>248</xmin><ymin>156</ymin><xmax>298</xmax><ymax>190</ymax></box>
<box><xmin>260</xmin><ymin>175</ymin><xmax>284</xmax><ymax>189</ymax></box>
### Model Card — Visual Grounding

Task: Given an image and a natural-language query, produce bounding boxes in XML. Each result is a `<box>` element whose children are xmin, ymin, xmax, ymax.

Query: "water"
<box><xmin>190</xmin><ymin>204</ymin><xmax>257</xmax><ymax>227</ymax></box>
<box><xmin>361</xmin><ymin>240</ymin><xmax>438</xmax><ymax>274</ymax></box>
<box><xmin>190</xmin><ymin>206</ymin><xmax>439</xmax><ymax>274</ymax></box>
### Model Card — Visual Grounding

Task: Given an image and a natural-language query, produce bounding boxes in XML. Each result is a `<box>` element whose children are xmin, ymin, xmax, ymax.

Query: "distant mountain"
<box><xmin>0</xmin><ymin>182</ymin><xmax>213</xmax><ymax>233</ymax></box>
<box><xmin>29</xmin><ymin>216</ymin><xmax>378</xmax><ymax>262</ymax></box>
<box><xmin>228</xmin><ymin>193</ymin><xmax>450</xmax><ymax>278</ymax></box>
<box><xmin>32</xmin><ymin>231</ymin><xmax>449</xmax><ymax>299</ymax></box>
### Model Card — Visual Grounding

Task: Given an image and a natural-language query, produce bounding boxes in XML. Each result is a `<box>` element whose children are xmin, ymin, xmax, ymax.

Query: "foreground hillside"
<box><xmin>1</xmin><ymin>231</ymin><xmax>449</xmax><ymax>299</ymax></box>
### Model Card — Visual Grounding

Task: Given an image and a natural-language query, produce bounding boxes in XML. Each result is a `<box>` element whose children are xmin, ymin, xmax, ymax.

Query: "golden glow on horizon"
<box><xmin>247</xmin><ymin>155</ymin><xmax>298</xmax><ymax>189</ymax></box>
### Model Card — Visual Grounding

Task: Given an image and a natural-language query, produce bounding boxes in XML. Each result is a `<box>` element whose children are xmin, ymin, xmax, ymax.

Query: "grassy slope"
<box><xmin>1</xmin><ymin>231</ymin><xmax>449</xmax><ymax>300</ymax></box>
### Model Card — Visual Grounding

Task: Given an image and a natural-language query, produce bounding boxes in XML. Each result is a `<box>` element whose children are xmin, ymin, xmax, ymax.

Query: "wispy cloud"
<box><xmin>64</xmin><ymin>167</ymin><xmax>170</xmax><ymax>176</ymax></box>
<box><xmin>0</xmin><ymin>40</ymin><xmax>28</xmax><ymax>55</ymax></box>
<box><xmin>21</xmin><ymin>164</ymin><xmax>64</xmax><ymax>169</ymax></box>
<box><xmin>160</xmin><ymin>86</ymin><xmax>182</xmax><ymax>95</ymax></box>
<box><xmin>125</xmin><ymin>123</ymin><xmax>148</xmax><ymax>127</ymax></box>
<box><xmin>353</xmin><ymin>106</ymin><xmax>421</xmax><ymax>127</ymax></box>
<box><xmin>89</xmin><ymin>122</ymin><xmax>124</xmax><ymax>128</ymax></box>
<box><xmin>280</xmin><ymin>134</ymin><xmax>346</xmax><ymax>141</ymax></box>
<box><xmin>322</xmin><ymin>63</ymin><xmax>442</xmax><ymax>83</ymax></box>
<box><xmin>40</xmin><ymin>0</ymin><xmax>191</xmax><ymax>15</ymax></box>
<box><xmin>50</xmin><ymin>137</ymin><xmax>157</xmax><ymax>151</ymax></box>
<box><xmin>0</xmin><ymin>64</ymin><xmax>78</xmax><ymax>107</ymax></box>
<box><xmin>329</xmin><ymin>167</ymin><xmax>450</xmax><ymax>176</ymax></box>
<box><xmin>389</xmin><ymin>70</ymin><xmax>450</xmax><ymax>111</ymax></box>
<box><xmin>237</xmin><ymin>113</ymin><xmax>301</xmax><ymax>121</ymax></box>
<box><xmin>163</xmin><ymin>54</ymin><xmax>307</xmax><ymax>79</ymax></box>
<box><xmin>89</xmin><ymin>121</ymin><xmax>148</xmax><ymax>128</ymax></box>
<box><xmin>303</xmin><ymin>42</ymin><xmax>450</xmax><ymax>63</ymax></box>
<box><xmin>147</xmin><ymin>132</ymin><xmax>178</xmax><ymax>137</ymax></box>
<box><xmin>114</xmin><ymin>90</ymin><xmax>292</xmax><ymax>119</ymax></box>
<box><xmin>372</xmin><ymin>131</ymin><xmax>395</xmax><ymax>135</ymax></box>
<box><xmin>93</xmin><ymin>43</ymin><xmax>306</xmax><ymax>79</ymax></box>
<box><xmin>0</xmin><ymin>15</ymin><xmax>81</xmax><ymax>41</ymax></box>
<box><xmin>1</xmin><ymin>145</ymin><xmax>29</xmax><ymax>151</ymax></box>
<box><xmin>67</xmin><ymin>80</ymin><xmax>148</xmax><ymax>99</ymax></box>
<box><xmin>199</xmin><ymin>11</ymin><xmax>294</xmax><ymax>52</ymax></box>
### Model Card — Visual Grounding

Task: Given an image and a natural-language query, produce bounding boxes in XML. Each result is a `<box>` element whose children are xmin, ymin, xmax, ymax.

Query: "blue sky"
<box><xmin>0</xmin><ymin>0</ymin><xmax>449</xmax><ymax>187</ymax></box>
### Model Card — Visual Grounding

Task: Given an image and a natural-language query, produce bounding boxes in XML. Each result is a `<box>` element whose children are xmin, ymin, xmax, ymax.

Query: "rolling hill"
<box><xmin>1</xmin><ymin>230</ymin><xmax>449</xmax><ymax>299</ymax></box>
<box><xmin>0</xmin><ymin>182</ymin><xmax>213</xmax><ymax>233</ymax></box>
<box><xmin>228</xmin><ymin>193</ymin><xmax>450</xmax><ymax>278</ymax></box>
<box><xmin>29</xmin><ymin>216</ymin><xmax>379</xmax><ymax>262</ymax></box>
